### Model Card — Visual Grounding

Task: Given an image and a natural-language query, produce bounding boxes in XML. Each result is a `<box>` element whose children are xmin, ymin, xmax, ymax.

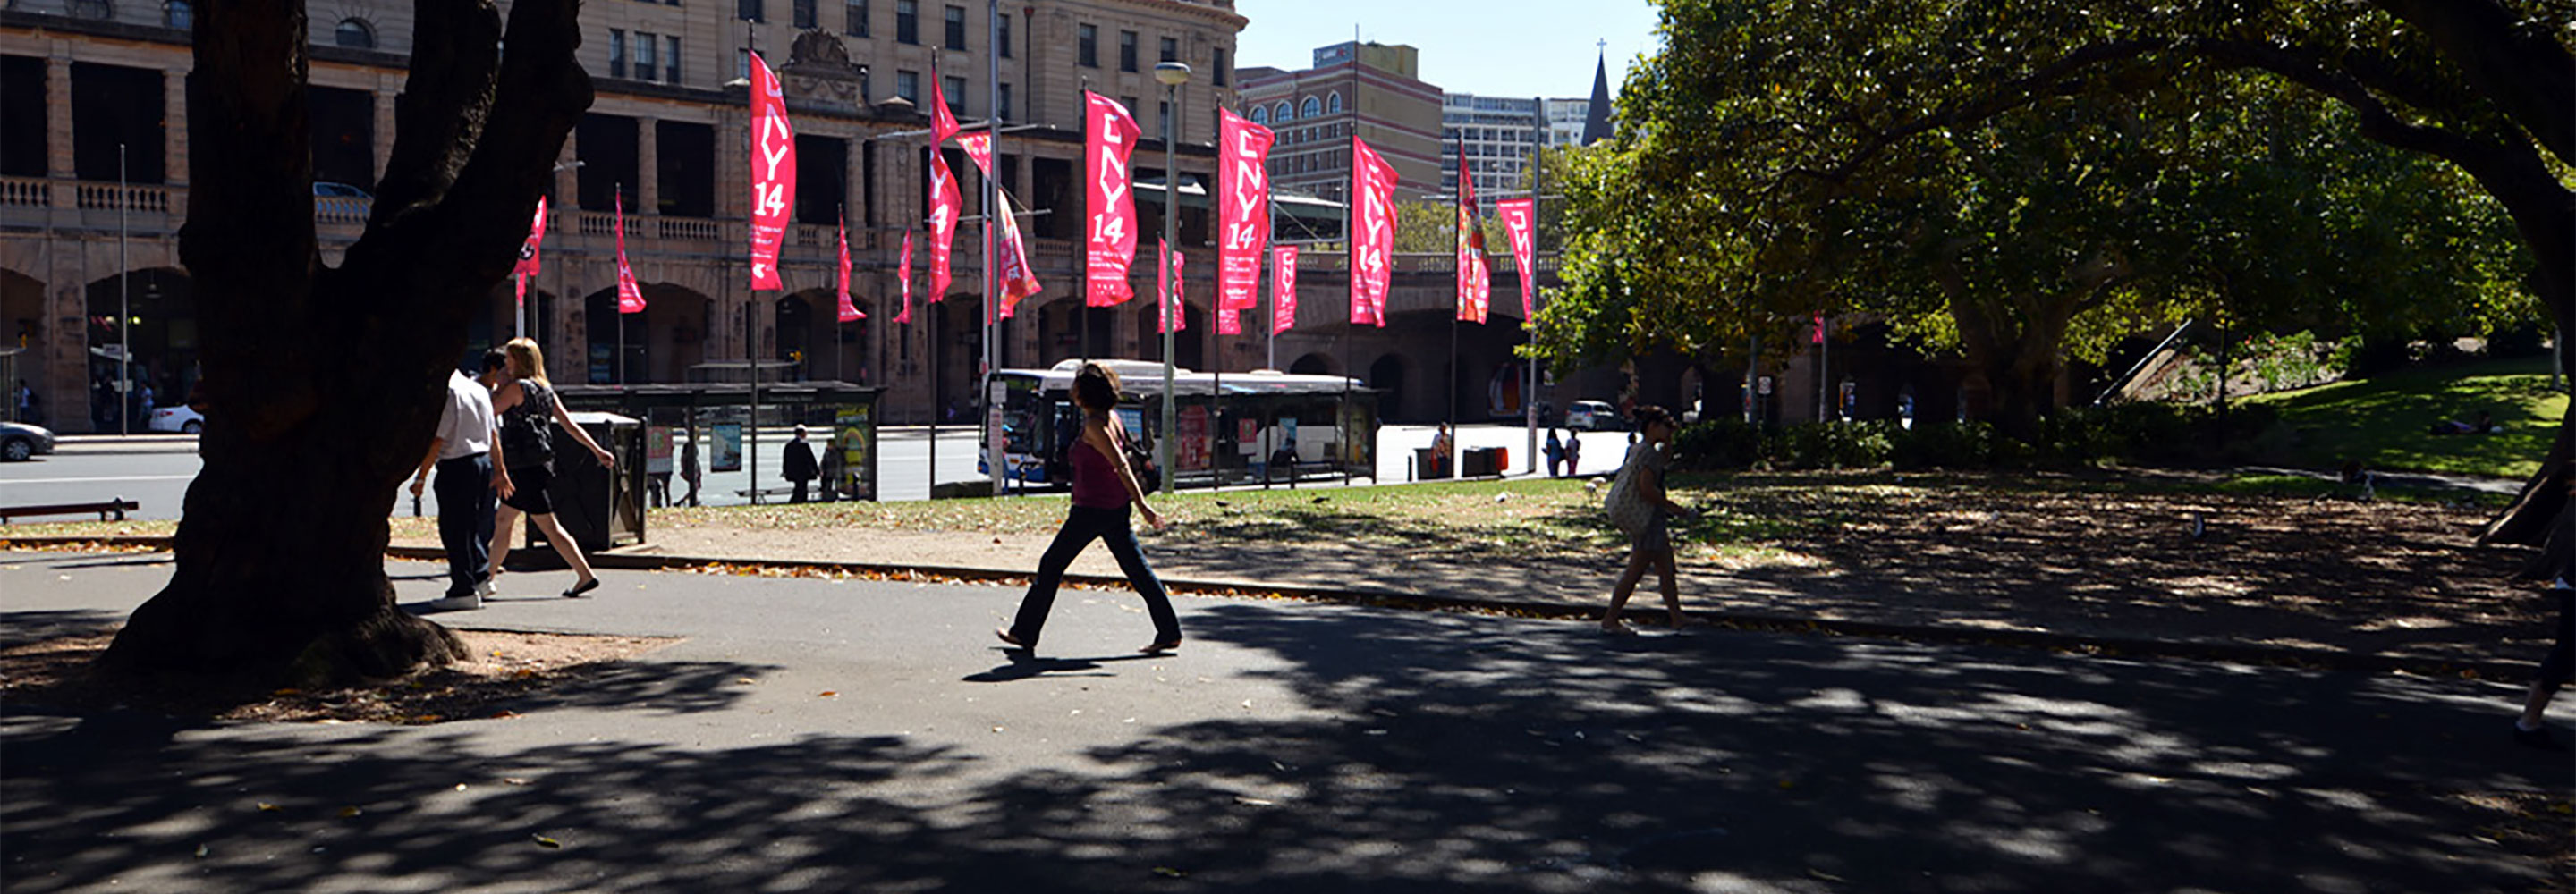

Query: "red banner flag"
<box><xmin>1454</xmin><ymin>145</ymin><xmax>1490</xmax><ymax>324</ymax></box>
<box><xmin>1349</xmin><ymin>137</ymin><xmax>1397</xmax><ymax>328</ymax></box>
<box><xmin>1497</xmin><ymin>198</ymin><xmax>1538</xmax><ymax>321</ymax></box>
<box><xmin>1158</xmin><ymin>240</ymin><xmax>1187</xmax><ymax>333</ymax></box>
<box><xmin>1271</xmin><ymin>245</ymin><xmax>1299</xmax><ymax>335</ymax></box>
<box><xmin>957</xmin><ymin>132</ymin><xmax>994</xmax><ymax>177</ymax></box>
<box><xmin>996</xmin><ymin>190</ymin><xmax>1041</xmax><ymax>318</ymax></box>
<box><xmin>748</xmin><ymin>52</ymin><xmax>795</xmax><ymax>291</ymax></box>
<box><xmin>614</xmin><ymin>193</ymin><xmax>645</xmax><ymax>314</ymax></box>
<box><xmin>928</xmin><ymin>149</ymin><xmax>960</xmax><ymax>302</ymax></box>
<box><xmin>894</xmin><ymin>230</ymin><xmax>916</xmax><ymax>325</ymax></box>
<box><xmin>930</xmin><ymin>67</ymin><xmax>961</xmax><ymax>146</ymax></box>
<box><xmin>1216</xmin><ymin>107</ymin><xmax>1275</xmax><ymax>313</ymax></box>
<box><xmin>513</xmin><ymin>196</ymin><xmax>548</xmax><ymax>280</ymax></box>
<box><xmin>835</xmin><ymin>215</ymin><xmax>862</xmax><ymax>323</ymax></box>
<box><xmin>1084</xmin><ymin>92</ymin><xmax>1143</xmax><ymax>307</ymax></box>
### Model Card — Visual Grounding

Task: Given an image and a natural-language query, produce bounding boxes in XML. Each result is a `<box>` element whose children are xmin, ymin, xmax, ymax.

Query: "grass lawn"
<box><xmin>2</xmin><ymin>470</ymin><xmax>2504</xmax><ymax>555</ymax></box>
<box><xmin>2241</xmin><ymin>354</ymin><xmax>2566</xmax><ymax>479</ymax></box>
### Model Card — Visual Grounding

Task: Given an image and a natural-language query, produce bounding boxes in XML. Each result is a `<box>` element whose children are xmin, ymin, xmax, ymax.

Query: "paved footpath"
<box><xmin>3</xmin><ymin>550</ymin><xmax>2569</xmax><ymax>893</ymax></box>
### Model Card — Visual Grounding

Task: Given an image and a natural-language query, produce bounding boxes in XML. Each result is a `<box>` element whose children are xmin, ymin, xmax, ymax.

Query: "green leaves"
<box><xmin>1541</xmin><ymin>0</ymin><xmax>2548</xmax><ymax>391</ymax></box>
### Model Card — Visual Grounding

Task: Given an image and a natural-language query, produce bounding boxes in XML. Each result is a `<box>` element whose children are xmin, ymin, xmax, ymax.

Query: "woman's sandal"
<box><xmin>1140</xmin><ymin>638</ymin><xmax>1182</xmax><ymax>654</ymax></box>
<box><xmin>562</xmin><ymin>578</ymin><xmax>600</xmax><ymax>598</ymax></box>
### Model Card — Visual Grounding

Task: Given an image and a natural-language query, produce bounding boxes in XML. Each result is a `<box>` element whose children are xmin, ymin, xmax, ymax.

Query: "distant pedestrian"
<box><xmin>1544</xmin><ymin>428</ymin><xmax>1564</xmax><ymax>478</ymax></box>
<box><xmin>11</xmin><ymin>379</ymin><xmax>30</xmax><ymax>423</ymax></box>
<box><xmin>411</xmin><ymin>361</ymin><xmax>502</xmax><ymax>611</ymax></box>
<box><xmin>999</xmin><ymin>361</ymin><xmax>1182</xmax><ymax>655</ymax></box>
<box><xmin>2512</xmin><ymin>473</ymin><xmax>2574</xmax><ymax>749</ymax></box>
<box><xmin>1600</xmin><ymin>405</ymin><xmax>1697</xmax><ymax>634</ymax></box>
<box><xmin>1430</xmin><ymin>422</ymin><xmax>1456</xmax><ymax>478</ymax></box>
<box><xmin>681</xmin><ymin>434</ymin><xmax>703</xmax><ymax>507</ymax></box>
<box><xmin>784</xmin><ymin>424</ymin><xmax>819</xmax><ymax>503</ymax></box>
<box><xmin>486</xmin><ymin>338</ymin><xmax>615</xmax><ymax>599</ymax></box>
<box><xmin>1563</xmin><ymin>429</ymin><xmax>1582</xmax><ymax>477</ymax></box>
<box><xmin>136</xmin><ymin>381</ymin><xmax>155</xmax><ymax>421</ymax></box>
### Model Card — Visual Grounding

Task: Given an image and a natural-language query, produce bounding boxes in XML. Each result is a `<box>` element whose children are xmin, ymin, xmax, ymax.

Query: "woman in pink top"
<box><xmin>999</xmin><ymin>362</ymin><xmax>1181</xmax><ymax>654</ymax></box>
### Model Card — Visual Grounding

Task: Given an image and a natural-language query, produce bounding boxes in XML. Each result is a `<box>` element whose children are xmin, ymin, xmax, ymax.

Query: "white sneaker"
<box><xmin>427</xmin><ymin>593</ymin><xmax>483</xmax><ymax>611</ymax></box>
<box><xmin>476</xmin><ymin>578</ymin><xmax>496</xmax><ymax>598</ymax></box>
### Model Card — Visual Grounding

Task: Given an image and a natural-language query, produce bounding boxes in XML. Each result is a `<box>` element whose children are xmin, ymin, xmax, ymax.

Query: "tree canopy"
<box><xmin>1541</xmin><ymin>0</ymin><xmax>2562</xmax><ymax>433</ymax></box>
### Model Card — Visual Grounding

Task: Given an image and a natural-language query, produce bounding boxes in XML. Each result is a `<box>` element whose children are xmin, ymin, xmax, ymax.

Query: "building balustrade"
<box><xmin>0</xmin><ymin>176</ymin><xmax>51</xmax><ymax>208</ymax></box>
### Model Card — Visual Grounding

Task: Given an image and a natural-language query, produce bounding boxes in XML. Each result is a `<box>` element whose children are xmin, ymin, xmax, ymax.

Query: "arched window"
<box><xmin>1326</xmin><ymin>91</ymin><xmax>1343</xmax><ymax>114</ymax></box>
<box><xmin>162</xmin><ymin>0</ymin><xmax>190</xmax><ymax>28</ymax></box>
<box><xmin>1299</xmin><ymin>96</ymin><xmax>1320</xmax><ymax>119</ymax></box>
<box><xmin>334</xmin><ymin>18</ymin><xmax>376</xmax><ymax>49</ymax></box>
<box><xmin>1272</xmin><ymin>101</ymin><xmax>1292</xmax><ymax>122</ymax></box>
<box><xmin>1248</xmin><ymin>105</ymin><xmax>1267</xmax><ymax>125</ymax></box>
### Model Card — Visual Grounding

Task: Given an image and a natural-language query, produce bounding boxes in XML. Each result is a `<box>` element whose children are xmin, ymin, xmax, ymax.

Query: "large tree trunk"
<box><xmin>99</xmin><ymin>0</ymin><xmax>591</xmax><ymax>688</ymax></box>
<box><xmin>1946</xmin><ymin>288</ymin><xmax>2077</xmax><ymax>443</ymax></box>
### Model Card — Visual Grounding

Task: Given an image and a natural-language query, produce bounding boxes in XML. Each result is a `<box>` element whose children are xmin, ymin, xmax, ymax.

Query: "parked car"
<box><xmin>1566</xmin><ymin>400</ymin><xmax>1620</xmax><ymax>431</ymax></box>
<box><xmin>0</xmin><ymin>420</ymin><xmax>55</xmax><ymax>461</ymax></box>
<box><xmin>148</xmin><ymin>403</ymin><xmax>204</xmax><ymax>434</ymax></box>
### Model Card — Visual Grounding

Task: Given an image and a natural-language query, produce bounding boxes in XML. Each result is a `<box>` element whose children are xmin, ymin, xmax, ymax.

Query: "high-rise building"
<box><xmin>1236</xmin><ymin>40</ymin><xmax>1441</xmax><ymax>204</ymax></box>
<box><xmin>1438</xmin><ymin>93</ymin><xmax>1542</xmax><ymax>198</ymax></box>
<box><xmin>1542</xmin><ymin>98</ymin><xmax>1590</xmax><ymax>147</ymax></box>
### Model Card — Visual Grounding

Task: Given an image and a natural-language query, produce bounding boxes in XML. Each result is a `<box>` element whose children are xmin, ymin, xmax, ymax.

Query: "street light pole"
<box><xmin>1154</xmin><ymin>60</ymin><xmax>1191</xmax><ymax>493</ymax></box>
<box><xmin>118</xmin><ymin>142</ymin><xmax>129</xmax><ymax>436</ymax></box>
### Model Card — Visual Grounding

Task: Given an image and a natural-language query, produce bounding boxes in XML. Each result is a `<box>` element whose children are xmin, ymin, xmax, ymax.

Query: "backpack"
<box><xmin>1604</xmin><ymin>444</ymin><xmax>1656</xmax><ymax>535</ymax></box>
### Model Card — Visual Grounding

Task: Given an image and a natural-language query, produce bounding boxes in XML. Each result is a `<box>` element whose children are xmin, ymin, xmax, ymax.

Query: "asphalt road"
<box><xmin>0</xmin><ymin>424</ymin><xmax>1618</xmax><ymax>523</ymax></box>
<box><xmin>3</xmin><ymin>550</ymin><xmax>2564</xmax><ymax>892</ymax></box>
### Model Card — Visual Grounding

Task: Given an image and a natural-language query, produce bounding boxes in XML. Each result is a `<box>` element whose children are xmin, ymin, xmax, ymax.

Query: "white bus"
<box><xmin>979</xmin><ymin>359</ymin><xmax>1380</xmax><ymax>490</ymax></box>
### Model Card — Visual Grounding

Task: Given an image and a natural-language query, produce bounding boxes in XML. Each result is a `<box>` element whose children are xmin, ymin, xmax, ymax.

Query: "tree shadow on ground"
<box><xmin>4</xmin><ymin>600</ymin><xmax>2564</xmax><ymax>892</ymax></box>
<box><xmin>1146</xmin><ymin>473</ymin><xmax>2548</xmax><ymax>668</ymax></box>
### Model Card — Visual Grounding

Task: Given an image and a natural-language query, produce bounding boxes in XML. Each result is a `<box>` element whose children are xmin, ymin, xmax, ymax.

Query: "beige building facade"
<box><xmin>2</xmin><ymin>1</ymin><xmax>1560</xmax><ymax>435</ymax></box>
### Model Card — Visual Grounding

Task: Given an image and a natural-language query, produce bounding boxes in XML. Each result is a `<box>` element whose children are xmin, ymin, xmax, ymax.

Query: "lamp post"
<box><xmin>1153</xmin><ymin>60</ymin><xmax>1190</xmax><ymax>493</ymax></box>
<box><xmin>117</xmin><ymin>142</ymin><xmax>128</xmax><ymax>436</ymax></box>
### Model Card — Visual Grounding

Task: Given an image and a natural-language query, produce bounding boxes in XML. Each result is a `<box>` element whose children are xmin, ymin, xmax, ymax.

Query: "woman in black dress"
<box><xmin>487</xmin><ymin>338</ymin><xmax>617</xmax><ymax>598</ymax></box>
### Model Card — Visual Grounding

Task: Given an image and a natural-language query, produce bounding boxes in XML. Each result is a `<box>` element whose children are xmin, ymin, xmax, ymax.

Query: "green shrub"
<box><xmin>1670</xmin><ymin>401</ymin><xmax>2283</xmax><ymax>472</ymax></box>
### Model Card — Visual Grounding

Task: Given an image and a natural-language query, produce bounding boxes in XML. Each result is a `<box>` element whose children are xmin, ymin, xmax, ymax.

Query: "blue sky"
<box><xmin>1231</xmin><ymin>0</ymin><xmax>1664</xmax><ymax>100</ymax></box>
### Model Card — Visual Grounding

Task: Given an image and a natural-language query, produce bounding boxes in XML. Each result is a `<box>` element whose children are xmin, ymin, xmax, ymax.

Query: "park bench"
<box><xmin>0</xmin><ymin>498</ymin><xmax>139</xmax><ymax>524</ymax></box>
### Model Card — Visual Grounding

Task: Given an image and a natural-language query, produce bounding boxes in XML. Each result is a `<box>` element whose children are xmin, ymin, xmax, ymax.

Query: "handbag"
<box><xmin>1604</xmin><ymin>445</ymin><xmax>1655</xmax><ymax>535</ymax></box>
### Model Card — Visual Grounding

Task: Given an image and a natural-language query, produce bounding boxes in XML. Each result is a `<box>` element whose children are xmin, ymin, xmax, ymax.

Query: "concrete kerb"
<box><xmin>1</xmin><ymin>534</ymin><xmax>2535</xmax><ymax>681</ymax></box>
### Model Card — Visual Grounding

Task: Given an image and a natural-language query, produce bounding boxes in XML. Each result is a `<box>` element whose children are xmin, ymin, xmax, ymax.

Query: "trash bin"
<box><xmin>1462</xmin><ymin>446</ymin><xmax>1504</xmax><ymax>477</ymax></box>
<box><xmin>1414</xmin><ymin>447</ymin><xmax>1449</xmax><ymax>480</ymax></box>
<box><xmin>531</xmin><ymin>410</ymin><xmax>644</xmax><ymax>552</ymax></box>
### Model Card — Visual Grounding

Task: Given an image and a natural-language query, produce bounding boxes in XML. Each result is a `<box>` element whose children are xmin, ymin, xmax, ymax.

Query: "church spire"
<box><xmin>1580</xmin><ymin>42</ymin><xmax>1612</xmax><ymax>146</ymax></box>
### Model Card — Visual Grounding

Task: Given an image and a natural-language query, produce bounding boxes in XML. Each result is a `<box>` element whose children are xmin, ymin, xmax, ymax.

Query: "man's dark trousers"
<box><xmin>435</xmin><ymin>453</ymin><xmax>495</xmax><ymax>596</ymax></box>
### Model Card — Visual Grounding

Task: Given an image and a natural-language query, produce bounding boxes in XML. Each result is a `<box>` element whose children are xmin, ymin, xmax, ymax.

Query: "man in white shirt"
<box><xmin>411</xmin><ymin>361</ymin><xmax>504</xmax><ymax>611</ymax></box>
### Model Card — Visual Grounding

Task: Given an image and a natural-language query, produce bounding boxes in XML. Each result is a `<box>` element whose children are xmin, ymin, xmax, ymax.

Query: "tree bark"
<box><xmin>100</xmin><ymin>0</ymin><xmax>591</xmax><ymax>687</ymax></box>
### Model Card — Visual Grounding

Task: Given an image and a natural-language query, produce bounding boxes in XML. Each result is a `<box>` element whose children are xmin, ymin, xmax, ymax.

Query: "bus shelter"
<box><xmin>556</xmin><ymin>382</ymin><xmax>886</xmax><ymax>505</ymax></box>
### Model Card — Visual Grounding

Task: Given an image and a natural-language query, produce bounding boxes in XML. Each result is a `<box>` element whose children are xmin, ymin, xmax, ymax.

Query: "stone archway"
<box><xmin>1368</xmin><ymin>353</ymin><xmax>1409</xmax><ymax>422</ymax></box>
<box><xmin>1287</xmin><ymin>352</ymin><xmax>1335</xmax><ymax>375</ymax></box>
<box><xmin>581</xmin><ymin>288</ymin><xmax>645</xmax><ymax>384</ymax></box>
<box><xmin>775</xmin><ymin>289</ymin><xmax>867</xmax><ymax>382</ymax></box>
<box><xmin>644</xmin><ymin>285</ymin><xmax>712</xmax><ymax>383</ymax></box>
<box><xmin>1131</xmin><ymin>300</ymin><xmax>1207</xmax><ymax>369</ymax></box>
<box><xmin>2</xmin><ymin>268</ymin><xmax>46</xmax><ymax>425</ymax></box>
<box><xmin>83</xmin><ymin>267</ymin><xmax>194</xmax><ymax>432</ymax></box>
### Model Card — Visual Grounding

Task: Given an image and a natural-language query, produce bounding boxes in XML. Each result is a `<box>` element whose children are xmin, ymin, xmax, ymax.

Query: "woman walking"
<box><xmin>487</xmin><ymin>338</ymin><xmax>617</xmax><ymax>598</ymax></box>
<box><xmin>999</xmin><ymin>361</ymin><xmax>1182</xmax><ymax>654</ymax></box>
<box><xmin>1601</xmin><ymin>405</ymin><xmax>1697</xmax><ymax>633</ymax></box>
